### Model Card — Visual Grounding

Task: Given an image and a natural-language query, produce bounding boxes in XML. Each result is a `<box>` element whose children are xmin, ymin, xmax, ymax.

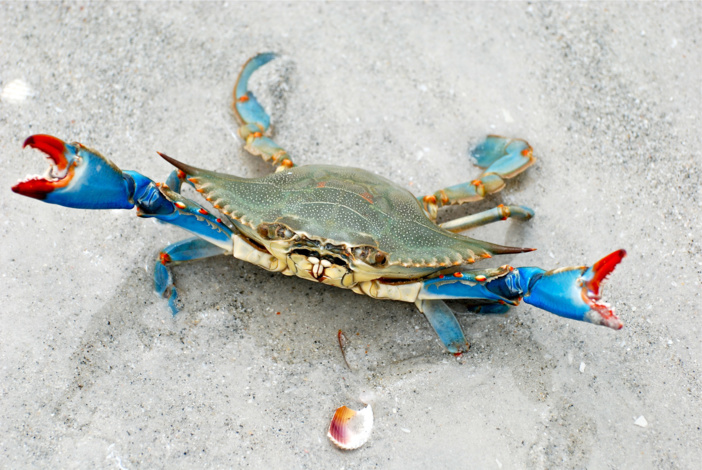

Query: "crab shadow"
<box><xmin>56</xmin><ymin>236</ymin><xmax>550</xmax><ymax>398</ymax></box>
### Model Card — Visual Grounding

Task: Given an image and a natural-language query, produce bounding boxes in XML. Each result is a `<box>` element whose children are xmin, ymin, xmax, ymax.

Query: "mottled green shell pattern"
<box><xmin>167</xmin><ymin>160</ymin><xmax>524</xmax><ymax>268</ymax></box>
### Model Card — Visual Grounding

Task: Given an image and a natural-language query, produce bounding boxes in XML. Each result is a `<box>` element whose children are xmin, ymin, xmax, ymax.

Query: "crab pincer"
<box><xmin>13</xmin><ymin>134</ymin><xmax>134</xmax><ymax>209</ymax></box>
<box><xmin>526</xmin><ymin>249</ymin><xmax>626</xmax><ymax>329</ymax></box>
<box><xmin>418</xmin><ymin>250</ymin><xmax>626</xmax><ymax>352</ymax></box>
<box><xmin>13</xmin><ymin>134</ymin><xmax>236</xmax><ymax>316</ymax></box>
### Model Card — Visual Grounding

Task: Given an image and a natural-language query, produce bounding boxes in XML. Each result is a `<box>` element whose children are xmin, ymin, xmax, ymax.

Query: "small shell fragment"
<box><xmin>1</xmin><ymin>79</ymin><xmax>32</xmax><ymax>104</ymax></box>
<box><xmin>634</xmin><ymin>415</ymin><xmax>648</xmax><ymax>428</ymax></box>
<box><xmin>327</xmin><ymin>404</ymin><xmax>373</xmax><ymax>450</ymax></box>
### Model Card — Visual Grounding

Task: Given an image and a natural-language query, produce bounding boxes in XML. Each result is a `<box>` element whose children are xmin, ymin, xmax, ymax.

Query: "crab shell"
<box><xmin>162</xmin><ymin>157</ymin><xmax>529</xmax><ymax>288</ymax></box>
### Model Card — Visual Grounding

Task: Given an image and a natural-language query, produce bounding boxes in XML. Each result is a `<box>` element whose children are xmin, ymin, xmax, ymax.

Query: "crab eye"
<box><xmin>352</xmin><ymin>246</ymin><xmax>388</xmax><ymax>267</ymax></box>
<box><xmin>370</xmin><ymin>251</ymin><xmax>387</xmax><ymax>266</ymax></box>
<box><xmin>276</xmin><ymin>225</ymin><xmax>294</xmax><ymax>239</ymax></box>
<box><xmin>257</xmin><ymin>223</ymin><xmax>294</xmax><ymax>240</ymax></box>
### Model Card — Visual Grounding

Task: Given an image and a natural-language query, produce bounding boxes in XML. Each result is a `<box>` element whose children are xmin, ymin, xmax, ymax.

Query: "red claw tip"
<box><xmin>23</xmin><ymin>134</ymin><xmax>69</xmax><ymax>171</ymax></box>
<box><xmin>12</xmin><ymin>179</ymin><xmax>53</xmax><ymax>200</ymax></box>
<box><xmin>587</xmin><ymin>249</ymin><xmax>626</xmax><ymax>297</ymax></box>
<box><xmin>13</xmin><ymin>135</ymin><xmax>74</xmax><ymax>200</ymax></box>
<box><xmin>582</xmin><ymin>249</ymin><xmax>626</xmax><ymax>330</ymax></box>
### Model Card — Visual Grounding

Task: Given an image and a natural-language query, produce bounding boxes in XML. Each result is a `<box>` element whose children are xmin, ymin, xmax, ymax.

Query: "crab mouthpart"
<box><xmin>581</xmin><ymin>249</ymin><xmax>626</xmax><ymax>330</ymax></box>
<box><xmin>12</xmin><ymin>135</ymin><xmax>76</xmax><ymax>200</ymax></box>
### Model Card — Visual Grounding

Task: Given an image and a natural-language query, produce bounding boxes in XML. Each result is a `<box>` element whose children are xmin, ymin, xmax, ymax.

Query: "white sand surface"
<box><xmin>1</xmin><ymin>2</ymin><xmax>700</xmax><ymax>468</ymax></box>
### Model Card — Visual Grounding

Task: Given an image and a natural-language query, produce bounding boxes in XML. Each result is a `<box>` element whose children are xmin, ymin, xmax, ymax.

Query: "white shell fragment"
<box><xmin>634</xmin><ymin>415</ymin><xmax>648</xmax><ymax>428</ymax></box>
<box><xmin>1</xmin><ymin>79</ymin><xmax>32</xmax><ymax>103</ymax></box>
<box><xmin>327</xmin><ymin>404</ymin><xmax>373</xmax><ymax>450</ymax></box>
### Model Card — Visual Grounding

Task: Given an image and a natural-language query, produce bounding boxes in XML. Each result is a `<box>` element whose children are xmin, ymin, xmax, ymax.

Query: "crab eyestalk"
<box><xmin>12</xmin><ymin>134</ymin><xmax>134</xmax><ymax>209</ymax></box>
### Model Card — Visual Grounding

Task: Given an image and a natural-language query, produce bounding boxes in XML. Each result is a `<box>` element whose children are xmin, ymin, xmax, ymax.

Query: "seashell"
<box><xmin>327</xmin><ymin>404</ymin><xmax>373</xmax><ymax>450</ymax></box>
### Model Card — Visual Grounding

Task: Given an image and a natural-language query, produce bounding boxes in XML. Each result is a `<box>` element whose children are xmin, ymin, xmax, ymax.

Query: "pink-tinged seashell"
<box><xmin>327</xmin><ymin>404</ymin><xmax>373</xmax><ymax>450</ymax></box>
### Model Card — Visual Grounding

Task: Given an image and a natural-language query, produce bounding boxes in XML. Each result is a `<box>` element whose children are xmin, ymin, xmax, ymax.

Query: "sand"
<box><xmin>1</xmin><ymin>2</ymin><xmax>700</xmax><ymax>468</ymax></box>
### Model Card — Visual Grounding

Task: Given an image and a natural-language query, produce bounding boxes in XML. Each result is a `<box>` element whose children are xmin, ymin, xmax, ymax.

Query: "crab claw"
<box><xmin>522</xmin><ymin>250</ymin><xmax>627</xmax><ymax>329</ymax></box>
<box><xmin>578</xmin><ymin>249</ymin><xmax>627</xmax><ymax>329</ymax></box>
<box><xmin>12</xmin><ymin>135</ymin><xmax>134</xmax><ymax>209</ymax></box>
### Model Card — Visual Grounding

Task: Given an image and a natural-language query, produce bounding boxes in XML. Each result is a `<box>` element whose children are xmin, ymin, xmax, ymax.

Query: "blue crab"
<box><xmin>12</xmin><ymin>53</ymin><xmax>625</xmax><ymax>354</ymax></box>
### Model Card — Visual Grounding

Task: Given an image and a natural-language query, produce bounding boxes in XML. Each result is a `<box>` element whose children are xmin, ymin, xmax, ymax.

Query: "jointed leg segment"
<box><xmin>439</xmin><ymin>204</ymin><xmax>534</xmax><ymax>233</ymax></box>
<box><xmin>233</xmin><ymin>53</ymin><xmax>293</xmax><ymax>170</ymax></box>
<box><xmin>414</xmin><ymin>250</ymin><xmax>626</xmax><ymax>353</ymax></box>
<box><xmin>155</xmin><ymin>237</ymin><xmax>231</xmax><ymax>314</ymax></box>
<box><xmin>421</xmin><ymin>136</ymin><xmax>536</xmax><ymax>220</ymax></box>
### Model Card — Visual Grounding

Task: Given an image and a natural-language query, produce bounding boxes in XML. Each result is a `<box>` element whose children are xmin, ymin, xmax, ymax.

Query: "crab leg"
<box><xmin>13</xmin><ymin>136</ymin><xmax>232</xmax><ymax>247</ymax></box>
<box><xmin>420</xmin><ymin>136</ymin><xmax>536</xmax><ymax>220</ymax></box>
<box><xmin>439</xmin><ymin>204</ymin><xmax>534</xmax><ymax>233</ymax></box>
<box><xmin>12</xmin><ymin>135</ymin><xmax>135</xmax><ymax>209</ymax></box>
<box><xmin>155</xmin><ymin>237</ymin><xmax>230</xmax><ymax>314</ymax></box>
<box><xmin>418</xmin><ymin>250</ymin><xmax>626</xmax><ymax>327</ymax></box>
<box><xmin>411</xmin><ymin>250</ymin><xmax>626</xmax><ymax>352</ymax></box>
<box><xmin>13</xmin><ymin>135</ymin><xmax>237</xmax><ymax>311</ymax></box>
<box><xmin>415</xmin><ymin>299</ymin><xmax>471</xmax><ymax>354</ymax></box>
<box><xmin>233</xmin><ymin>52</ymin><xmax>294</xmax><ymax>170</ymax></box>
